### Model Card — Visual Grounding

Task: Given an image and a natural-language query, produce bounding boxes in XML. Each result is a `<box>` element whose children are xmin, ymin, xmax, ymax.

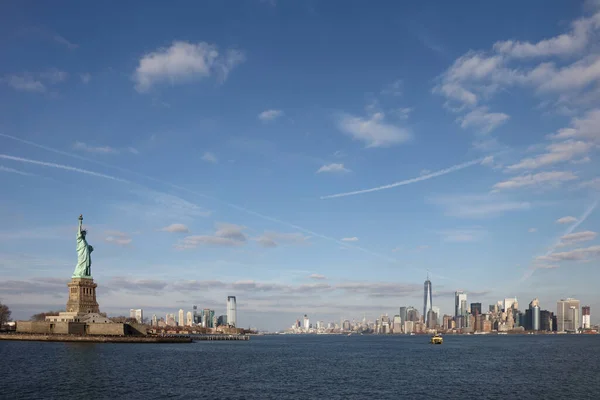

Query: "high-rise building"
<box><xmin>202</xmin><ymin>309</ymin><xmax>214</xmax><ymax>328</ymax></box>
<box><xmin>455</xmin><ymin>291</ymin><xmax>467</xmax><ymax>317</ymax></box>
<box><xmin>406</xmin><ymin>307</ymin><xmax>420</xmax><ymax>322</ymax></box>
<box><xmin>303</xmin><ymin>314</ymin><xmax>310</xmax><ymax>331</ymax></box>
<box><xmin>217</xmin><ymin>315</ymin><xmax>228</xmax><ymax>327</ymax></box>
<box><xmin>426</xmin><ymin>309</ymin><xmax>437</xmax><ymax>329</ymax></box>
<box><xmin>529</xmin><ymin>298</ymin><xmax>540</xmax><ymax>331</ymax></box>
<box><xmin>227</xmin><ymin>296</ymin><xmax>237</xmax><ymax>327</ymax></box>
<box><xmin>151</xmin><ymin>314</ymin><xmax>157</xmax><ymax>326</ymax></box>
<box><xmin>423</xmin><ymin>275</ymin><xmax>432</xmax><ymax>326</ymax></box>
<box><xmin>392</xmin><ymin>315</ymin><xmax>402</xmax><ymax>333</ymax></box>
<box><xmin>504</xmin><ymin>297</ymin><xmax>518</xmax><ymax>311</ymax></box>
<box><xmin>186</xmin><ymin>311</ymin><xmax>193</xmax><ymax>326</ymax></box>
<box><xmin>471</xmin><ymin>303</ymin><xmax>482</xmax><ymax>316</ymax></box>
<box><xmin>557</xmin><ymin>298</ymin><xmax>580</xmax><ymax>332</ymax></box>
<box><xmin>130</xmin><ymin>309</ymin><xmax>143</xmax><ymax>324</ymax></box>
<box><xmin>193</xmin><ymin>305</ymin><xmax>200</xmax><ymax>324</ymax></box>
<box><xmin>540</xmin><ymin>310</ymin><xmax>554</xmax><ymax>331</ymax></box>
<box><xmin>582</xmin><ymin>306</ymin><xmax>591</xmax><ymax>329</ymax></box>
<box><xmin>431</xmin><ymin>306</ymin><xmax>440</xmax><ymax>326</ymax></box>
<box><xmin>399</xmin><ymin>307</ymin><xmax>407</xmax><ymax>324</ymax></box>
<box><xmin>178</xmin><ymin>309</ymin><xmax>185</xmax><ymax>327</ymax></box>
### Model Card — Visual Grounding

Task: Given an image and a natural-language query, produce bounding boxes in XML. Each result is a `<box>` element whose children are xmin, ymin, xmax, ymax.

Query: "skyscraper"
<box><xmin>129</xmin><ymin>309</ymin><xmax>143</xmax><ymax>324</ymax></box>
<box><xmin>455</xmin><ymin>291</ymin><xmax>467</xmax><ymax>317</ymax></box>
<box><xmin>151</xmin><ymin>314</ymin><xmax>157</xmax><ymax>326</ymax></box>
<box><xmin>470</xmin><ymin>303</ymin><xmax>482</xmax><ymax>316</ymax></box>
<box><xmin>227</xmin><ymin>296</ymin><xmax>237</xmax><ymax>327</ymax></box>
<box><xmin>399</xmin><ymin>307</ymin><xmax>407</xmax><ymax>324</ymax></box>
<box><xmin>423</xmin><ymin>275</ymin><xmax>432</xmax><ymax>325</ymax></box>
<box><xmin>557</xmin><ymin>298</ymin><xmax>580</xmax><ymax>332</ymax></box>
<box><xmin>186</xmin><ymin>311</ymin><xmax>193</xmax><ymax>326</ymax></box>
<box><xmin>178</xmin><ymin>309</ymin><xmax>184</xmax><ymax>327</ymax></box>
<box><xmin>529</xmin><ymin>298</ymin><xmax>540</xmax><ymax>331</ymax></box>
<box><xmin>582</xmin><ymin>306</ymin><xmax>591</xmax><ymax>329</ymax></box>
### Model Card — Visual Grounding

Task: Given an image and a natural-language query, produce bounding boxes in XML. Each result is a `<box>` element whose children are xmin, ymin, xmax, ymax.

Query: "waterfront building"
<box><xmin>130</xmin><ymin>309</ymin><xmax>143</xmax><ymax>324</ymax></box>
<box><xmin>404</xmin><ymin>320</ymin><xmax>414</xmax><ymax>334</ymax></box>
<box><xmin>431</xmin><ymin>306</ymin><xmax>440</xmax><ymax>326</ymax></box>
<box><xmin>442</xmin><ymin>315</ymin><xmax>453</xmax><ymax>330</ymax></box>
<box><xmin>303</xmin><ymin>314</ymin><xmax>310</xmax><ymax>331</ymax></box>
<box><xmin>540</xmin><ymin>310</ymin><xmax>554</xmax><ymax>331</ymax></box>
<box><xmin>529</xmin><ymin>299</ymin><xmax>540</xmax><ymax>331</ymax></box>
<box><xmin>166</xmin><ymin>313</ymin><xmax>176</xmax><ymax>326</ymax></box>
<box><xmin>557</xmin><ymin>298</ymin><xmax>580</xmax><ymax>332</ymax></box>
<box><xmin>471</xmin><ymin>303</ymin><xmax>482</xmax><ymax>316</ymax></box>
<box><xmin>193</xmin><ymin>305</ymin><xmax>200</xmax><ymax>324</ymax></box>
<box><xmin>423</xmin><ymin>275</ymin><xmax>432</xmax><ymax>326</ymax></box>
<box><xmin>392</xmin><ymin>315</ymin><xmax>402</xmax><ymax>333</ymax></box>
<box><xmin>399</xmin><ymin>307</ymin><xmax>407</xmax><ymax>325</ymax></box>
<box><xmin>426</xmin><ymin>309</ymin><xmax>437</xmax><ymax>329</ymax></box>
<box><xmin>455</xmin><ymin>291</ymin><xmax>467</xmax><ymax>317</ymax></box>
<box><xmin>186</xmin><ymin>311</ymin><xmax>193</xmax><ymax>326</ymax></box>
<box><xmin>504</xmin><ymin>298</ymin><xmax>518</xmax><ymax>312</ymax></box>
<box><xmin>217</xmin><ymin>315</ymin><xmax>227</xmax><ymax>327</ymax></box>
<box><xmin>178</xmin><ymin>309</ymin><xmax>185</xmax><ymax>327</ymax></box>
<box><xmin>227</xmin><ymin>296</ymin><xmax>237</xmax><ymax>327</ymax></box>
<box><xmin>582</xmin><ymin>306</ymin><xmax>591</xmax><ymax>329</ymax></box>
<box><xmin>406</xmin><ymin>307</ymin><xmax>420</xmax><ymax>322</ymax></box>
<box><xmin>151</xmin><ymin>314</ymin><xmax>157</xmax><ymax>326</ymax></box>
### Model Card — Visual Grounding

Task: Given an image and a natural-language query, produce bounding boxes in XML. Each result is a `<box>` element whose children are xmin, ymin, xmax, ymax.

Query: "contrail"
<box><xmin>521</xmin><ymin>199</ymin><xmax>598</xmax><ymax>282</ymax></box>
<box><xmin>0</xmin><ymin>133</ymin><xmax>452</xmax><ymax>280</ymax></box>
<box><xmin>0</xmin><ymin>154</ymin><xmax>129</xmax><ymax>183</ymax></box>
<box><xmin>321</xmin><ymin>158</ymin><xmax>485</xmax><ymax>199</ymax></box>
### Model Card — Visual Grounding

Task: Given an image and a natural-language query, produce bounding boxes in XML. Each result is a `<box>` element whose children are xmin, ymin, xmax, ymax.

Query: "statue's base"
<box><xmin>65</xmin><ymin>277</ymin><xmax>100</xmax><ymax>314</ymax></box>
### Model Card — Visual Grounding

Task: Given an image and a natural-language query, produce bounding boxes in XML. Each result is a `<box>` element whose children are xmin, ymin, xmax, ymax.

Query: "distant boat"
<box><xmin>430</xmin><ymin>334</ymin><xmax>443</xmax><ymax>344</ymax></box>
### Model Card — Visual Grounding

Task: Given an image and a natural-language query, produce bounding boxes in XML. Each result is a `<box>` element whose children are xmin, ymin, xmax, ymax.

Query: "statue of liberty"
<box><xmin>73</xmin><ymin>214</ymin><xmax>94</xmax><ymax>278</ymax></box>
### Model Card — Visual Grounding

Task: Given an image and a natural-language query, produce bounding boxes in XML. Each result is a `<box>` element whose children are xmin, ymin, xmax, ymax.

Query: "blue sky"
<box><xmin>1</xmin><ymin>0</ymin><xmax>600</xmax><ymax>330</ymax></box>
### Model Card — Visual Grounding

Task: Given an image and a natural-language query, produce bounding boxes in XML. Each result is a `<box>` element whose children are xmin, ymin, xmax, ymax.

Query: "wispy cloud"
<box><xmin>0</xmin><ymin>154</ymin><xmax>129</xmax><ymax>183</ymax></box>
<box><xmin>176</xmin><ymin>223</ymin><xmax>247</xmax><ymax>249</ymax></box>
<box><xmin>133</xmin><ymin>41</ymin><xmax>245</xmax><ymax>92</ymax></box>
<box><xmin>557</xmin><ymin>231</ymin><xmax>597</xmax><ymax>247</ymax></box>
<box><xmin>104</xmin><ymin>231</ymin><xmax>132</xmax><ymax>246</ymax></box>
<box><xmin>255</xmin><ymin>231</ymin><xmax>310</xmax><ymax>248</ymax></box>
<box><xmin>437</xmin><ymin>228</ymin><xmax>487</xmax><ymax>243</ymax></box>
<box><xmin>428</xmin><ymin>193</ymin><xmax>531</xmax><ymax>218</ymax></box>
<box><xmin>336</xmin><ymin>112</ymin><xmax>411</xmax><ymax>148</ymax></box>
<box><xmin>308</xmin><ymin>274</ymin><xmax>327</xmax><ymax>280</ymax></box>
<box><xmin>1</xmin><ymin>69</ymin><xmax>69</xmax><ymax>93</ymax></box>
<box><xmin>381</xmin><ymin>79</ymin><xmax>403</xmax><ymax>96</ymax></box>
<box><xmin>80</xmin><ymin>73</ymin><xmax>91</xmax><ymax>84</ymax></box>
<box><xmin>556</xmin><ymin>216</ymin><xmax>578</xmax><ymax>224</ymax></box>
<box><xmin>53</xmin><ymin>34</ymin><xmax>78</xmax><ymax>50</ymax></box>
<box><xmin>159</xmin><ymin>224</ymin><xmax>190</xmax><ymax>233</ymax></box>
<box><xmin>529</xmin><ymin>227</ymin><xmax>537</xmax><ymax>233</ymax></box>
<box><xmin>258</xmin><ymin>109</ymin><xmax>283</xmax><ymax>122</ymax></box>
<box><xmin>341</xmin><ymin>237</ymin><xmax>359</xmax><ymax>242</ymax></box>
<box><xmin>321</xmin><ymin>158</ymin><xmax>484</xmax><ymax>199</ymax></box>
<box><xmin>316</xmin><ymin>163</ymin><xmax>350</xmax><ymax>173</ymax></box>
<box><xmin>73</xmin><ymin>142</ymin><xmax>118</xmax><ymax>154</ymax></box>
<box><xmin>458</xmin><ymin>106</ymin><xmax>510</xmax><ymax>133</ymax></box>
<box><xmin>493</xmin><ymin>171</ymin><xmax>577</xmax><ymax>190</ymax></box>
<box><xmin>201</xmin><ymin>152</ymin><xmax>218</xmax><ymax>163</ymax></box>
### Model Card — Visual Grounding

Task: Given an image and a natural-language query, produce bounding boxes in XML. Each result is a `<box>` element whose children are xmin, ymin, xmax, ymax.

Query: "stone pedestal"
<box><xmin>66</xmin><ymin>278</ymin><xmax>99</xmax><ymax>314</ymax></box>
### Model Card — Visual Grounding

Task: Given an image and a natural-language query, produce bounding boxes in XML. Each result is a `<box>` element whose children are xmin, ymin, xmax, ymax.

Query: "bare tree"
<box><xmin>30</xmin><ymin>311</ymin><xmax>62</xmax><ymax>321</ymax></box>
<box><xmin>0</xmin><ymin>303</ymin><xmax>12</xmax><ymax>327</ymax></box>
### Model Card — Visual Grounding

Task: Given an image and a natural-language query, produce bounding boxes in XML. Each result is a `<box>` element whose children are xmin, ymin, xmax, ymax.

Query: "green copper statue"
<box><xmin>73</xmin><ymin>214</ymin><xmax>94</xmax><ymax>278</ymax></box>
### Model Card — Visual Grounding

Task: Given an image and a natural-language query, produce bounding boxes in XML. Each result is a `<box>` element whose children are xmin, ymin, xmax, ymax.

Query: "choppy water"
<box><xmin>2</xmin><ymin>334</ymin><xmax>599</xmax><ymax>399</ymax></box>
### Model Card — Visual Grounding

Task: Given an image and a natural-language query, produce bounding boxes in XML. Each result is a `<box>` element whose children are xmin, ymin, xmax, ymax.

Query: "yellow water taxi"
<box><xmin>430</xmin><ymin>334</ymin><xmax>443</xmax><ymax>344</ymax></box>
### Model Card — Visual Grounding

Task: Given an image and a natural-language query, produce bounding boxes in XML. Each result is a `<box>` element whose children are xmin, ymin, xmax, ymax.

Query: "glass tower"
<box><xmin>423</xmin><ymin>275</ymin><xmax>432</xmax><ymax>325</ymax></box>
<box><xmin>227</xmin><ymin>296</ymin><xmax>237</xmax><ymax>327</ymax></box>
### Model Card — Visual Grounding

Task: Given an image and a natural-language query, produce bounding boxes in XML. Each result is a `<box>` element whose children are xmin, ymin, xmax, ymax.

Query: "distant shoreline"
<box><xmin>0</xmin><ymin>333</ymin><xmax>192</xmax><ymax>343</ymax></box>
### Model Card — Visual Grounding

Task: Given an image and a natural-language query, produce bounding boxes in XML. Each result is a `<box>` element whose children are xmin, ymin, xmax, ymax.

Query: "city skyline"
<box><xmin>1</xmin><ymin>1</ymin><xmax>600</xmax><ymax>331</ymax></box>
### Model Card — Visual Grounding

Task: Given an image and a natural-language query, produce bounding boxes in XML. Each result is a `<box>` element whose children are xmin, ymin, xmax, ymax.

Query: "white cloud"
<box><xmin>3</xmin><ymin>74</ymin><xmax>46</xmax><ymax>92</ymax></box>
<box><xmin>258</xmin><ymin>109</ymin><xmax>283</xmax><ymax>122</ymax></box>
<box><xmin>551</xmin><ymin>109</ymin><xmax>600</xmax><ymax>141</ymax></box>
<box><xmin>53</xmin><ymin>34</ymin><xmax>78</xmax><ymax>50</ymax></box>
<box><xmin>458</xmin><ymin>106</ymin><xmax>510</xmax><ymax>133</ymax></box>
<box><xmin>506</xmin><ymin>140</ymin><xmax>595</xmax><ymax>171</ymax></box>
<box><xmin>133</xmin><ymin>41</ymin><xmax>245</xmax><ymax>92</ymax></box>
<box><xmin>104</xmin><ymin>231</ymin><xmax>132</xmax><ymax>246</ymax></box>
<box><xmin>493</xmin><ymin>171</ymin><xmax>577</xmax><ymax>190</ymax></box>
<box><xmin>308</xmin><ymin>274</ymin><xmax>327</xmax><ymax>280</ymax></box>
<box><xmin>80</xmin><ymin>73</ymin><xmax>91</xmax><ymax>84</ymax></box>
<box><xmin>528</xmin><ymin>228</ymin><xmax>537</xmax><ymax>233</ymax></box>
<box><xmin>556</xmin><ymin>216</ymin><xmax>578</xmax><ymax>224</ymax></box>
<box><xmin>537</xmin><ymin>244</ymin><xmax>600</xmax><ymax>262</ymax></box>
<box><xmin>160</xmin><ymin>224</ymin><xmax>190</xmax><ymax>233</ymax></box>
<box><xmin>578</xmin><ymin>177</ymin><xmax>600</xmax><ymax>190</ymax></box>
<box><xmin>341</xmin><ymin>237</ymin><xmax>359</xmax><ymax>242</ymax></box>
<box><xmin>0</xmin><ymin>165</ymin><xmax>35</xmax><ymax>176</ymax></box>
<box><xmin>317</xmin><ymin>163</ymin><xmax>350</xmax><ymax>173</ymax></box>
<box><xmin>493</xmin><ymin>14</ymin><xmax>599</xmax><ymax>58</ymax></box>
<box><xmin>201</xmin><ymin>152</ymin><xmax>218</xmax><ymax>163</ymax></box>
<box><xmin>73</xmin><ymin>141</ymin><xmax>118</xmax><ymax>154</ymax></box>
<box><xmin>558</xmin><ymin>230</ymin><xmax>597</xmax><ymax>247</ymax></box>
<box><xmin>336</xmin><ymin>112</ymin><xmax>411</xmax><ymax>148</ymax></box>
<box><xmin>393</xmin><ymin>107</ymin><xmax>413</xmax><ymax>119</ymax></box>
<box><xmin>176</xmin><ymin>223</ymin><xmax>247</xmax><ymax>249</ymax></box>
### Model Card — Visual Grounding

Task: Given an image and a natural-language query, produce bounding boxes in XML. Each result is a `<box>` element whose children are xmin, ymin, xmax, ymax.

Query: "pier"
<box><xmin>193</xmin><ymin>334</ymin><xmax>249</xmax><ymax>341</ymax></box>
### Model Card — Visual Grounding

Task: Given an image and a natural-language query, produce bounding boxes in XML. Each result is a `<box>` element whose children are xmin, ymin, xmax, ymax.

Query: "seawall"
<box><xmin>0</xmin><ymin>333</ymin><xmax>192</xmax><ymax>343</ymax></box>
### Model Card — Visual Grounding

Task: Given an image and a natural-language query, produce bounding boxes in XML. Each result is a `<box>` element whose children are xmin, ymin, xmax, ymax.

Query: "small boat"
<box><xmin>430</xmin><ymin>334</ymin><xmax>443</xmax><ymax>344</ymax></box>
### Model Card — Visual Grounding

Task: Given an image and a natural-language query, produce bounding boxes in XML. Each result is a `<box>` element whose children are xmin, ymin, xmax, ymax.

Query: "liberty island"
<box><xmin>0</xmin><ymin>215</ymin><xmax>191</xmax><ymax>343</ymax></box>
